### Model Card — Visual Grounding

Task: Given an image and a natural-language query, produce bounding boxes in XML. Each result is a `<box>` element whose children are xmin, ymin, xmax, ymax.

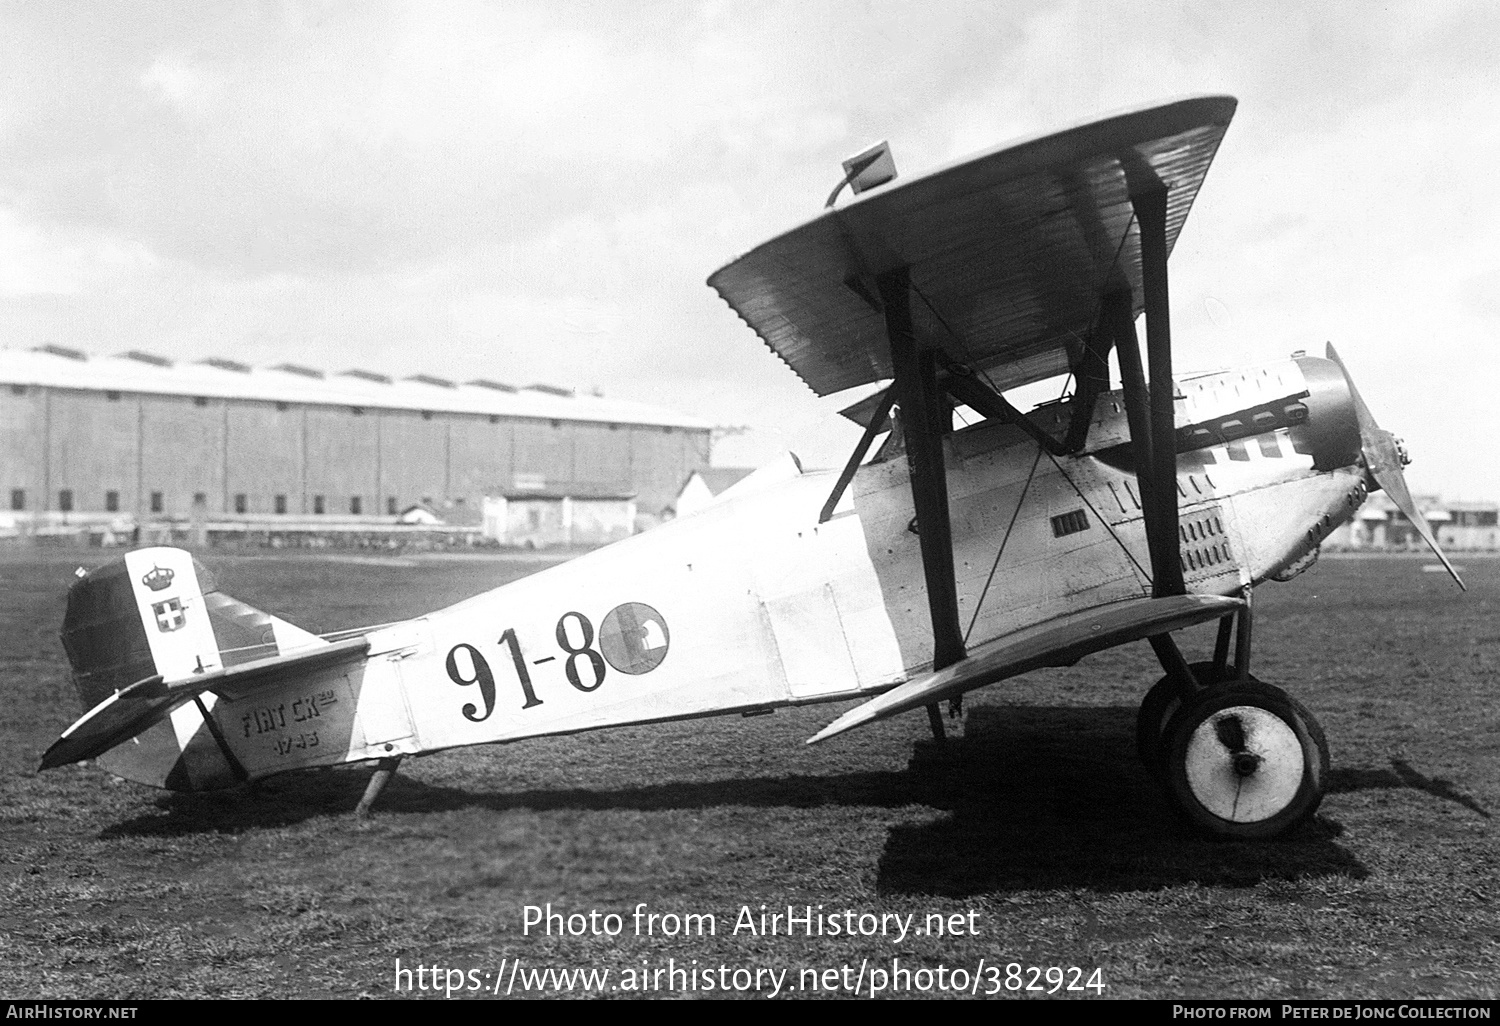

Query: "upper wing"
<box><xmin>709</xmin><ymin>96</ymin><xmax>1236</xmax><ymax>397</ymax></box>
<box><xmin>807</xmin><ymin>594</ymin><xmax>1240</xmax><ymax>744</ymax></box>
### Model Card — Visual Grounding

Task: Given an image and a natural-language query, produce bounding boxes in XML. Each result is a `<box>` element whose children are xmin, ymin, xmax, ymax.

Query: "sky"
<box><xmin>2</xmin><ymin>1</ymin><xmax>1497</xmax><ymax>499</ymax></box>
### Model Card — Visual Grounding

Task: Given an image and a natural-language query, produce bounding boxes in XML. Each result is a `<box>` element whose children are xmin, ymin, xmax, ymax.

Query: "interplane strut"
<box><xmin>1133</xmin><ymin>184</ymin><xmax>1187</xmax><ymax>600</ymax></box>
<box><xmin>878</xmin><ymin>267</ymin><xmax>966</xmax><ymax>739</ymax></box>
<box><xmin>1128</xmin><ymin>180</ymin><xmax>1196</xmax><ymax>688</ymax></box>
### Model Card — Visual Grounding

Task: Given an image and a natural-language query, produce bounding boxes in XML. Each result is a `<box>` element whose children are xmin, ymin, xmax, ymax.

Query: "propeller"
<box><xmin>1326</xmin><ymin>344</ymin><xmax>1465</xmax><ymax>591</ymax></box>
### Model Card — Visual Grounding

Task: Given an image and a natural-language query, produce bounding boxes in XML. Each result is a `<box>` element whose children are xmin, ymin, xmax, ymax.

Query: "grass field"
<box><xmin>0</xmin><ymin>547</ymin><xmax>1495</xmax><ymax>1000</ymax></box>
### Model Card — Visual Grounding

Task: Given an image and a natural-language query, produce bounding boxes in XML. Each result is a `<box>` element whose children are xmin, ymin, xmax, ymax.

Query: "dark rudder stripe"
<box><xmin>60</xmin><ymin>561</ymin><xmax>155</xmax><ymax>709</ymax></box>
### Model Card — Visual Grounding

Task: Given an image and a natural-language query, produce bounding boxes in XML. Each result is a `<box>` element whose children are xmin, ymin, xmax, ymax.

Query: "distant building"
<box><xmin>0</xmin><ymin>346</ymin><xmax>711</xmax><ymax>540</ymax></box>
<box><xmin>483</xmin><ymin>485</ymin><xmax>636</xmax><ymax>548</ymax></box>
<box><xmin>669</xmin><ymin>467</ymin><xmax>757</xmax><ymax>519</ymax></box>
<box><xmin>1439</xmin><ymin>500</ymin><xmax>1500</xmax><ymax>552</ymax></box>
<box><xmin>1327</xmin><ymin>494</ymin><xmax>1498</xmax><ymax>552</ymax></box>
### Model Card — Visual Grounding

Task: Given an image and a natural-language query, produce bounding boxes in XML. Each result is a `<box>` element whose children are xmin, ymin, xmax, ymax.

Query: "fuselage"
<box><xmin>97</xmin><ymin>355</ymin><xmax>1369</xmax><ymax>790</ymax></box>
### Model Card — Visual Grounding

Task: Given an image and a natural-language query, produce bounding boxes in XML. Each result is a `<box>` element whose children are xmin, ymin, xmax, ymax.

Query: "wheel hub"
<box><xmin>1181</xmin><ymin>704</ymin><xmax>1309</xmax><ymax>824</ymax></box>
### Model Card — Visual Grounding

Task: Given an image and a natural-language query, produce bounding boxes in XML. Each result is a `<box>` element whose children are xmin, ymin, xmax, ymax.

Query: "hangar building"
<box><xmin>0</xmin><ymin>346</ymin><xmax>712</xmax><ymax>529</ymax></box>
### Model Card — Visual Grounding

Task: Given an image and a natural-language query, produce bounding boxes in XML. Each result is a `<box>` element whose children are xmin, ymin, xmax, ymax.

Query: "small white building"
<box><xmin>1326</xmin><ymin>494</ymin><xmax>1497</xmax><ymax>552</ymax></box>
<box><xmin>1438</xmin><ymin>500</ymin><xmax>1500</xmax><ymax>552</ymax></box>
<box><xmin>483</xmin><ymin>486</ymin><xmax>636</xmax><ymax>548</ymax></box>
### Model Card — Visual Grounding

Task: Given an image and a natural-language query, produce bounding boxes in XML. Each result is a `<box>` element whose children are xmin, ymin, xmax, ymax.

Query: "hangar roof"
<box><xmin>0</xmin><ymin>347</ymin><xmax>712</xmax><ymax>430</ymax></box>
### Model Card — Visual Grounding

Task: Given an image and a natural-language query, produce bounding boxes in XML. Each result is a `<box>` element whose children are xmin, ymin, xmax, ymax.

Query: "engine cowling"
<box><xmin>1290</xmin><ymin>354</ymin><xmax>1361</xmax><ymax>473</ymax></box>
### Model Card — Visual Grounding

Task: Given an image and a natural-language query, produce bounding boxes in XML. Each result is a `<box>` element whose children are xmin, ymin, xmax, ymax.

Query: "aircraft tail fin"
<box><xmin>61</xmin><ymin>547</ymin><xmax>327</xmax><ymax>701</ymax></box>
<box><xmin>55</xmin><ymin>546</ymin><xmax>330</xmax><ymax>787</ymax></box>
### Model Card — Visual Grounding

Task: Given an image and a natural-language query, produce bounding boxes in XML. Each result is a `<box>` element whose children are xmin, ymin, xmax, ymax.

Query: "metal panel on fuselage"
<box><xmin>1062</xmin><ymin>357</ymin><xmax>1372</xmax><ymax>590</ymax></box>
<box><xmin>856</xmin><ymin>428</ymin><xmax>1154</xmax><ymax>672</ymax></box>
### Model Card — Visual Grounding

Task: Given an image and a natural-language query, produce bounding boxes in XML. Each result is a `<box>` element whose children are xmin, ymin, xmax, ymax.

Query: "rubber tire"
<box><xmin>1163</xmin><ymin>680</ymin><xmax>1330</xmax><ymax>840</ymax></box>
<box><xmin>1136</xmin><ymin>661</ymin><xmax>1233</xmax><ymax>780</ymax></box>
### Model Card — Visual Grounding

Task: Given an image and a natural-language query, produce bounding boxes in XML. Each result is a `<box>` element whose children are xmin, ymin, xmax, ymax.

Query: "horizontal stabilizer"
<box><xmin>40</xmin><ymin>636</ymin><xmax>370</xmax><ymax>770</ymax></box>
<box><xmin>807</xmin><ymin>594</ymin><xmax>1240</xmax><ymax>744</ymax></box>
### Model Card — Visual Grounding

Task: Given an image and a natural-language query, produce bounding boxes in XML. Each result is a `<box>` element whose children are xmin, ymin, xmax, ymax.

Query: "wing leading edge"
<box><xmin>807</xmin><ymin>594</ymin><xmax>1241</xmax><ymax>744</ymax></box>
<box><xmin>710</xmin><ymin>95</ymin><xmax>1236</xmax><ymax>398</ymax></box>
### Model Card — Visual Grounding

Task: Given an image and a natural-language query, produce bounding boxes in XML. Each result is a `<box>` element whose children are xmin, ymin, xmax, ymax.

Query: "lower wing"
<box><xmin>808</xmin><ymin>594</ymin><xmax>1241</xmax><ymax>743</ymax></box>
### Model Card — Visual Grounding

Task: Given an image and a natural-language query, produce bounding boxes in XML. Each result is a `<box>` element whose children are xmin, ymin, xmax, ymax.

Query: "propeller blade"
<box><xmin>1375</xmin><ymin>458</ymin><xmax>1465</xmax><ymax>591</ymax></box>
<box><xmin>1326</xmin><ymin>345</ymin><xmax>1465</xmax><ymax>591</ymax></box>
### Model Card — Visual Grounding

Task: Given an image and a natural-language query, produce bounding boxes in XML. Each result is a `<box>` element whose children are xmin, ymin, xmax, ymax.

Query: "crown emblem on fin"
<box><xmin>141</xmin><ymin>565</ymin><xmax>175</xmax><ymax>592</ymax></box>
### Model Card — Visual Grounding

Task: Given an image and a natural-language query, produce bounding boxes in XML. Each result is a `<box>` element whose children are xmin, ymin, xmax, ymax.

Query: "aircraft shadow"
<box><xmin>104</xmin><ymin>705</ymin><xmax>1477</xmax><ymax>895</ymax></box>
<box><xmin>873</xmin><ymin>706</ymin><xmax>1366</xmax><ymax>897</ymax></box>
<box><xmin>102</xmin><ymin>760</ymin><xmax>934</xmax><ymax>838</ymax></box>
<box><xmin>1330</xmin><ymin>758</ymin><xmax>1491</xmax><ymax>818</ymax></box>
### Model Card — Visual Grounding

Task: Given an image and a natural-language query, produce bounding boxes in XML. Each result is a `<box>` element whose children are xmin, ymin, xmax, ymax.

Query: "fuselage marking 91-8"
<box><xmin>444</xmin><ymin>603</ymin><xmax>670</xmax><ymax>721</ymax></box>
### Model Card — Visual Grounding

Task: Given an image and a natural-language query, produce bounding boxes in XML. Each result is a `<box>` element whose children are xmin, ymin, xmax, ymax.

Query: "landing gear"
<box><xmin>1136</xmin><ymin>588</ymin><xmax>1328</xmax><ymax>839</ymax></box>
<box><xmin>1159</xmin><ymin>680</ymin><xmax>1329</xmax><ymax>839</ymax></box>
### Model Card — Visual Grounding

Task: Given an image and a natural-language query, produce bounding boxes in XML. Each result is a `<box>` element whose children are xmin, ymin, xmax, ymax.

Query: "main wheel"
<box><xmin>1136</xmin><ymin>661</ymin><xmax>1233</xmax><ymax>780</ymax></box>
<box><xmin>1164</xmin><ymin>681</ymin><xmax>1329</xmax><ymax>840</ymax></box>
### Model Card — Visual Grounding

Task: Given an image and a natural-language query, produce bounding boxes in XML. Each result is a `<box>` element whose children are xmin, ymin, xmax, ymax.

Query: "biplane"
<box><xmin>43</xmin><ymin>95</ymin><xmax>1463</xmax><ymax>839</ymax></box>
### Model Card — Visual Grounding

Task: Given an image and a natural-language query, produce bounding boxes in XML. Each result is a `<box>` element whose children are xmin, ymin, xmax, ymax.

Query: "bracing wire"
<box><xmin>963</xmin><ymin>443</ymin><xmax>1045</xmax><ymax>644</ymax></box>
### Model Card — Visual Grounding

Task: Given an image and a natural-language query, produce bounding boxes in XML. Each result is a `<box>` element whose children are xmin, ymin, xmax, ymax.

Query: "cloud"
<box><xmin>0</xmin><ymin>1</ymin><xmax>1496</xmax><ymax>495</ymax></box>
<box><xmin>0</xmin><ymin>205</ymin><xmax>159</xmax><ymax>296</ymax></box>
<box><xmin>139</xmin><ymin>57</ymin><xmax>219</xmax><ymax>117</ymax></box>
